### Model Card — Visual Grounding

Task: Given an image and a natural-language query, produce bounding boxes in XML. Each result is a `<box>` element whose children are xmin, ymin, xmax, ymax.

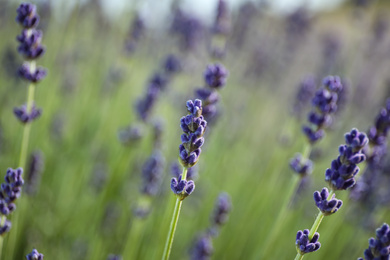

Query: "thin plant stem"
<box><xmin>294</xmin><ymin>252</ymin><xmax>304</xmax><ymax>260</ymax></box>
<box><xmin>293</xmin><ymin>190</ymin><xmax>334</xmax><ymax>260</ymax></box>
<box><xmin>5</xmin><ymin>63</ymin><xmax>37</xmax><ymax>260</ymax></box>
<box><xmin>161</xmin><ymin>167</ymin><xmax>187</xmax><ymax>260</ymax></box>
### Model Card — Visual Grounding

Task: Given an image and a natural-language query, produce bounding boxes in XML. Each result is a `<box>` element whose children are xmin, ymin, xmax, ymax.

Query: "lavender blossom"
<box><xmin>25</xmin><ymin>150</ymin><xmax>44</xmax><ymax>195</ymax></box>
<box><xmin>211</xmin><ymin>192</ymin><xmax>232</xmax><ymax>226</ymax></box>
<box><xmin>292</xmin><ymin>76</ymin><xmax>317</xmax><ymax>118</ymax></box>
<box><xmin>18</xmin><ymin>63</ymin><xmax>47</xmax><ymax>83</ymax></box>
<box><xmin>13</xmin><ymin>103</ymin><xmax>42</xmax><ymax>124</ymax></box>
<box><xmin>141</xmin><ymin>151</ymin><xmax>165</xmax><ymax>196</ymax></box>
<box><xmin>302</xmin><ymin>75</ymin><xmax>343</xmax><ymax>144</ymax></box>
<box><xmin>190</xmin><ymin>234</ymin><xmax>213</xmax><ymax>260</ymax></box>
<box><xmin>178</xmin><ymin>99</ymin><xmax>207</xmax><ymax>168</ymax></box>
<box><xmin>26</xmin><ymin>248</ymin><xmax>44</xmax><ymax>260</ymax></box>
<box><xmin>17</xmin><ymin>29</ymin><xmax>45</xmax><ymax>60</ymax></box>
<box><xmin>325</xmin><ymin>128</ymin><xmax>368</xmax><ymax>190</ymax></box>
<box><xmin>118</xmin><ymin>124</ymin><xmax>143</xmax><ymax>146</ymax></box>
<box><xmin>124</xmin><ymin>13</ymin><xmax>144</xmax><ymax>54</ymax></box>
<box><xmin>204</xmin><ymin>64</ymin><xmax>228</xmax><ymax>89</ymax></box>
<box><xmin>163</xmin><ymin>54</ymin><xmax>181</xmax><ymax>75</ymax></box>
<box><xmin>170</xmin><ymin>175</ymin><xmax>195</xmax><ymax>201</ymax></box>
<box><xmin>16</xmin><ymin>3</ymin><xmax>40</xmax><ymax>28</ymax></box>
<box><xmin>314</xmin><ymin>187</ymin><xmax>343</xmax><ymax>216</ymax></box>
<box><xmin>289</xmin><ymin>153</ymin><xmax>313</xmax><ymax>176</ymax></box>
<box><xmin>295</xmin><ymin>229</ymin><xmax>321</xmax><ymax>255</ymax></box>
<box><xmin>358</xmin><ymin>223</ymin><xmax>390</xmax><ymax>260</ymax></box>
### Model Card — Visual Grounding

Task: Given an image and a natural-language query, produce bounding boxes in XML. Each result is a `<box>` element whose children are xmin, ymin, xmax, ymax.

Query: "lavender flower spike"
<box><xmin>211</xmin><ymin>192</ymin><xmax>232</xmax><ymax>226</ymax></box>
<box><xmin>179</xmin><ymin>99</ymin><xmax>207</xmax><ymax>168</ymax></box>
<box><xmin>358</xmin><ymin>223</ymin><xmax>390</xmax><ymax>260</ymax></box>
<box><xmin>26</xmin><ymin>248</ymin><xmax>44</xmax><ymax>260</ymax></box>
<box><xmin>295</xmin><ymin>229</ymin><xmax>321</xmax><ymax>255</ymax></box>
<box><xmin>314</xmin><ymin>187</ymin><xmax>343</xmax><ymax>216</ymax></box>
<box><xmin>204</xmin><ymin>64</ymin><xmax>228</xmax><ymax>89</ymax></box>
<box><xmin>325</xmin><ymin>128</ymin><xmax>368</xmax><ymax>190</ymax></box>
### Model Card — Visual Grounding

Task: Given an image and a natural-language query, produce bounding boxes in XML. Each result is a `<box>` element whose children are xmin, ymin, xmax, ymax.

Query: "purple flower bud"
<box><xmin>289</xmin><ymin>154</ymin><xmax>313</xmax><ymax>176</ymax></box>
<box><xmin>170</xmin><ymin>175</ymin><xmax>196</xmax><ymax>200</ymax></box>
<box><xmin>204</xmin><ymin>64</ymin><xmax>228</xmax><ymax>89</ymax></box>
<box><xmin>16</xmin><ymin>3</ymin><xmax>40</xmax><ymax>28</ymax></box>
<box><xmin>0</xmin><ymin>219</ymin><xmax>11</xmax><ymax>235</ymax></box>
<box><xmin>16</xmin><ymin>29</ymin><xmax>45</xmax><ymax>60</ymax></box>
<box><xmin>295</xmin><ymin>229</ymin><xmax>321</xmax><ymax>255</ymax></box>
<box><xmin>14</xmin><ymin>103</ymin><xmax>42</xmax><ymax>124</ymax></box>
<box><xmin>18</xmin><ymin>63</ymin><xmax>47</xmax><ymax>83</ymax></box>
<box><xmin>26</xmin><ymin>248</ymin><xmax>44</xmax><ymax>260</ymax></box>
<box><xmin>163</xmin><ymin>54</ymin><xmax>181</xmax><ymax>74</ymax></box>
<box><xmin>359</xmin><ymin>223</ymin><xmax>390</xmax><ymax>259</ymax></box>
<box><xmin>313</xmin><ymin>187</ymin><xmax>342</xmax><ymax>216</ymax></box>
<box><xmin>190</xmin><ymin>234</ymin><xmax>213</xmax><ymax>260</ymax></box>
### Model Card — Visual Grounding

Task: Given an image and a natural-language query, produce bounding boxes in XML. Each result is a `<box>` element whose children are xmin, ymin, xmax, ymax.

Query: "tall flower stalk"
<box><xmin>162</xmin><ymin>99</ymin><xmax>207</xmax><ymax>260</ymax></box>
<box><xmin>294</xmin><ymin>128</ymin><xmax>368</xmax><ymax>259</ymax></box>
<box><xmin>2</xmin><ymin>3</ymin><xmax>47</xmax><ymax>259</ymax></box>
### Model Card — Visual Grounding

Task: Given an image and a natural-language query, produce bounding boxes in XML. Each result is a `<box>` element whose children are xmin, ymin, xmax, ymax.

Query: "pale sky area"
<box><xmin>47</xmin><ymin>0</ymin><xmax>345</xmax><ymax>26</ymax></box>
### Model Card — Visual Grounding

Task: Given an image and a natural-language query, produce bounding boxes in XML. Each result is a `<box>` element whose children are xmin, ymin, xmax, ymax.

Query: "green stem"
<box><xmin>161</xmin><ymin>167</ymin><xmax>187</xmax><ymax>260</ymax></box>
<box><xmin>308</xmin><ymin>190</ymin><xmax>333</xmax><ymax>240</ymax></box>
<box><xmin>294</xmin><ymin>252</ymin><xmax>304</xmax><ymax>260</ymax></box>
<box><xmin>301</xmin><ymin>143</ymin><xmax>312</xmax><ymax>161</ymax></box>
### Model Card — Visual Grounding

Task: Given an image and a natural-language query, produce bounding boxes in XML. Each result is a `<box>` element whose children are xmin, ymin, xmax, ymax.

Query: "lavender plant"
<box><xmin>294</xmin><ymin>128</ymin><xmax>368</xmax><ymax>259</ymax></box>
<box><xmin>190</xmin><ymin>193</ymin><xmax>232</xmax><ymax>260</ymax></box>
<box><xmin>26</xmin><ymin>248</ymin><xmax>43</xmax><ymax>260</ymax></box>
<box><xmin>162</xmin><ymin>99</ymin><xmax>206</xmax><ymax>260</ymax></box>
<box><xmin>358</xmin><ymin>223</ymin><xmax>390</xmax><ymax>260</ymax></box>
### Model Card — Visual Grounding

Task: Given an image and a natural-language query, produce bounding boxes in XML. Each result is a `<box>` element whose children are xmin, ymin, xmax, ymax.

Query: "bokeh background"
<box><xmin>0</xmin><ymin>0</ymin><xmax>390</xmax><ymax>259</ymax></box>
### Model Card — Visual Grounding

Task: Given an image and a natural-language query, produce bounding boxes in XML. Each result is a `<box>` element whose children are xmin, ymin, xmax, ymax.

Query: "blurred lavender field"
<box><xmin>0</xmin><ymin>0</ymin><xmax>390</xmax><ymax>259</ymax></box>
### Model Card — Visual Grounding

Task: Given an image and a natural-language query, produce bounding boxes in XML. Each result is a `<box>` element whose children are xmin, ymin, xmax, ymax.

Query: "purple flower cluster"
<box><xmin>26</xmin><ymin>248</ymin><xmax>44</xmax><ymax>260</ymax></box>
<box><xmin>178</xmin><ymin>100</ymin><xmax>207</xmax><ymax>168</ymax></box>
<box><xmin>302</xmin><ymin>75</ymin><xmax>343</xmax><ymax>144</ymax></box>
<box><xmin>195</xmin><ymin>64</ymin><xmax>228</xmax><ymax>121</ymax></box>
<box><xmin>124</xmin><ymin>13</ymin><xmax>144</xmax><ymax>54</ymax></box>
<box><xmin>358</xmin><ymin>223</ymin><xmax>390</xmax><ymax>260</ymax></box>
<box><xmin>292</xmin><ymin>76</ymin><xmax>317</xmax><ymax>118</ymax></box>
<box><xmin>141</xmin><ymin>151</ymin><xmax>165</xmax><ymax>196</ymax></box>
<box><xmin>163</xmin><ymin>54</ymin><xmax>181</xmax><ymax>75</ymax></box>
<box><xmin>170</xmin><ymin>175</ymin><xmax>195</xmax><ymax>201</ymax></box>
<box><xmin>0</xmin><ymin>168</ymin><xmax>24</xmax><ymax>235</ymax></box>
<box><xmin>289</xmin><ymin>153</ymin><xmax>313</xmax><ymax>176</ymax></box>
<box><xmin>211</xmin><ymin>192</ymin><xmax>232</xmax><ymax>226</ymax></box>
<box><xmin>135</xmin><ymin>73</ymin><xmax>168</xmax><ymax>122</ymax></box>
<box><xmin>13</xmin><ymin>103</ymin><xmax>42</xmax><ymax>124</ymax></box>
<box><xmin>313</xmin><ymin>187</ymin><xmax>343</xmax><ymax>216</ymax></box>
<box><xmin>190</xmin><ymin>234</ymin><xmax>213</xmax><ymax>260</ymax></box>
<box><xmin>325</xmin><ymin>128</ymin><xmax>368</xmax><ymax>190</ymax></box>
<box><xmin>15</xmin><ymin>3</ymin><xmax>47</xmax><ymax>83</ymax></box>
<box><xmin>295</xmin><ymin>229</ymin><xmax>321</xmax><ymax>254</ymax></box>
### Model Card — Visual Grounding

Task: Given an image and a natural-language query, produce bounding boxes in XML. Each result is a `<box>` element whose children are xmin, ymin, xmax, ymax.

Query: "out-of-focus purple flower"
<box><xmin>325</xmin><ymin>128</ymin><xmax>368</xmax><ymax>190</ymax></box>
<box><xmin>124</xmin><ymin>13</ymin><xmax>144</xmax><ymax>54</ymax></box>
<box><xmin>195</xmin><ymin>88</ymin><xmax>220</xmax><ymax>120</ymax></box>
<box><xmin>286</xmin><ymin>7</ymin><xmax>311</xmax><ymax>40</ymax></box>
<box><xmin>358</xmin><ymin>223</ymin><xmax>390</xmax><ymax>260</ymax></box>
<box><xmin>313</xmin><ymin>187</ymin><xmax>342</xmax><ymax>216</ymax></box>
<box><xmin>13</xmin><ymin>103</ymin><xmax>42</xmax><ymax>124</ymax></box>
<box><xmin>16</xmin><ymin>3</ymin><xmax>40</xmax><ymax>28</ymax></box>
<box><xmin>163</xmin><ymin>54</ymin><xmax>181</xmax><ymax>75</ymax></box>
<box><xmin>25</xmin><ymin>150</ymin><xmax>44</xmax><ymax>195</ymax></box>
<box><xmin>18</xmin><ymin>63</ymin><xmax>47</xmax><ymax>83</ymax></box>
<box><xmin>212</xmin><ymin>0</ymin><xmax>230</xmax><ymax>36</ymax></box>
<box><xmin>204</xmin><ymin>64</ymin><xmax>228</xmax><ymax>89</ymax></box>
<box><xmin>141</xmin><ymin>151</ymin><xmax>165</xmax><ymax>196</ymax></box>
<box><xmin>17</xmin><ymin>29</ymin><xmax>45</xmax><ymax>60</ymax></box>
<box><xmin>179</xmin><ymin>99</ymin><xmax>207</xmax><ymax>168</ymax></box>
<box><xmin>190</xmin><ymin>234</ymin><xmax>213</xmax><ymax>260</ymax></box>
<box><xmin>302</xmin><ymin>75</ymin><xmax>343</xmax><ymax>144</ymax></box>
<box><xmin>292</xmin><ymin>76</ymin><xmax>317</xmax><ymax>118</ymax></box>
<box><xmin>107</xmin><ymin>254</ymin><xmax>122</xmax><ymax>260</ymax></box>
<box><xmin>26</xmin><ymin>248</ymin><xmax>44</xmax><ymax>260</ymax></box>
<box><xmin>118</xmin><ymin>124</ymin><xmax>144</xmax><ymax>146</ymax></box>
<box><xmin>0</xmin><ymin>219</ymin><xmax>11</xmax><ymax>235</ymax></box>
<box><xmin>289</xmin><ymin>153</ymin><xmax>313</xmax><ymax>176</ymax></box>
<box><xmin>295</xmin><ymin>229</ymin><xmax>321</xmax><ymax>255</ymax></box>
<box><xmin>211</xmin><ymin>192</ymin><xmax>232</xmax><ymax>226</ymax></box>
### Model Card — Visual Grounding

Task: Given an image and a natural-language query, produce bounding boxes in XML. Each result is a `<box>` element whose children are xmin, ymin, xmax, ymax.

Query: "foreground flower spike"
<box><xmin>302</xmin><ymin>75</ymin><xmax>343</xmax><ymax>144</ymax></box>
<box><xmin>314</xmin><ymin>187</ymin><xmax>343</xmax><ymax>216</ymax></box>
<box><xmin>26</xmin><ymin>248</ymin><xmax>44</xmax><ymax>260</ymax></box>
<box><xmin>162</xmin><ymin>99</ymin><xmax>208</xmax><ymax>260</ymax></box>
<box><xmin>325</xmin><ymin>128</ymin><xmax>368</xmax><ymax>190</ymax></box>
<box><xmin>295</xmin><ymin>229</ymin><xmax>321</xmax><ymax>255</ymax></box>
<box><xmin>358</xmin><ymin>223</ymin><xmax>390</xmax><ymax>260</ymax></box>
<box><xmin>178</xmin><ymin>99</ymin><xmax>207</xmax><ymax>168</ymax></box>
